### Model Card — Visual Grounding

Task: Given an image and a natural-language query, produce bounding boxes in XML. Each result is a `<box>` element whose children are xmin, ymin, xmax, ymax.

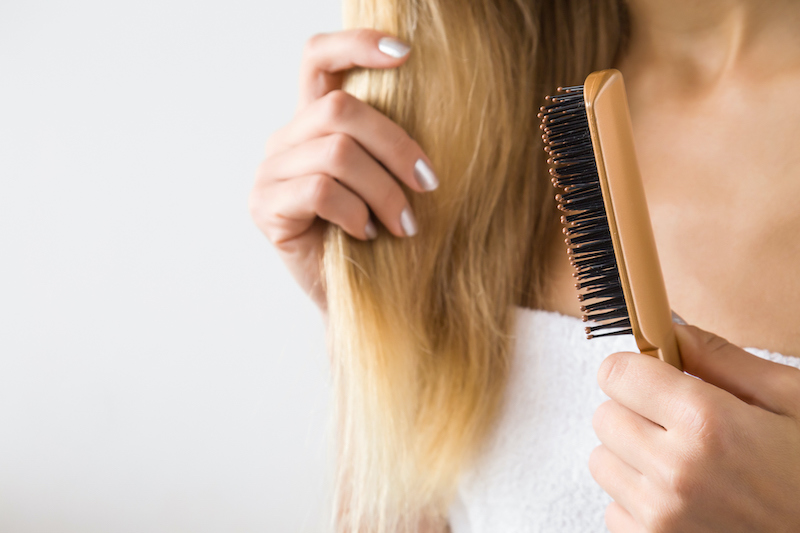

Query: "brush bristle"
<box><xmin>540</xmin><ymin>86</ymin><xmax>633</xmax><ymax>339</ymax></box>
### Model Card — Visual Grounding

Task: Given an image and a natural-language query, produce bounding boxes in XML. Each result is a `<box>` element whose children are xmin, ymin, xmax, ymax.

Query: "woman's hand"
<box><xmin>590</xmin><ymin>324</ymin><xmax>800</xmax><ymax>532</ymax></box>
<box><xmin>249</xmin><ymin>29</ymin><xmax>439</xmax><ymax>312</ymax></box>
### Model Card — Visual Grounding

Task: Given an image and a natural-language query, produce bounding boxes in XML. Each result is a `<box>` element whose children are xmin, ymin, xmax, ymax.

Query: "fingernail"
<box><xmin>400</xmin><ymin>206</ymin><xmax>418</xmax><ymax>237</ymax></box>
<box><xmin>414</xmin><ymin>159</ymin><xmax>439</xmax><ymax>191</ymax></box>
<box><xmin>378</xmin><ymin>37</ymin><xmax>411</xmax><ymax>58</ymax></box>
<box><xmin>671</xmin><ymin>311</ymin><xmax>687</xmax><ymax>326</ymax></box>
<box><xmin>365</xmin><ymin>219</ymin><xmax>377</xmax><ymax>240</ymax></box>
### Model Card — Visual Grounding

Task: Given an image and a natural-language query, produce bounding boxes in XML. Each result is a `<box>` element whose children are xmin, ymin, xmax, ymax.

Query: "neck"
<box><xmin>619</xmin><ymin>0</ymin><xmax>800</xmax><ymax>91</ymax></box>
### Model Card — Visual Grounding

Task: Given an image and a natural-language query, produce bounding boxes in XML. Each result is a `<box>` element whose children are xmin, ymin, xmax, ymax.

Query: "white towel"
<box><xmin>448</xmin><ymin>306</ymin><xmax>800</xmax><ymax>533</ymax></box>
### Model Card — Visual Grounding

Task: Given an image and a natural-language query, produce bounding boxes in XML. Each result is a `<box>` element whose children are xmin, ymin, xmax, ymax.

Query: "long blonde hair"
<box><xmin>324</xmin><ymin>1</ymin><xmax>628</xmax><ymax>531</ymax></box>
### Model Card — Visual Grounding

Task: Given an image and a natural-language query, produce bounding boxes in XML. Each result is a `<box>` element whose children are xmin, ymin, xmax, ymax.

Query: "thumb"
<box><xmin>675</xmin><ymin>324</ymin><xmax>799</xmax><ymax>416</ymax></box>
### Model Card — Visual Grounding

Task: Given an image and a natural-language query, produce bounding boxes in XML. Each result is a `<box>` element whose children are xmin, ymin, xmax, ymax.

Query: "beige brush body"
<box><xmin>582</xmin><ymin>69</ymin><xmax>682</xmax><ymax>369</ymax></box>
<box><xmin>543</xmin><ymin>69</ymin><xmax>683</xmax><ymax>370</ymax></box>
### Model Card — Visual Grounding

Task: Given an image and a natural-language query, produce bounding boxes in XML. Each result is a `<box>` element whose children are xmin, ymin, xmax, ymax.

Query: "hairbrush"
<box><xmin>539</xmin><ymin>69</ymin><xmax>682</xmax><ymax>370</ymax></box>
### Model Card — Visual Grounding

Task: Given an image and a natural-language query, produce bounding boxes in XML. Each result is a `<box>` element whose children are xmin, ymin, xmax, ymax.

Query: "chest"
<box><xmin>633</xmin><ymin>94</ymin><xmax>800</xmax><ymax>357</ymax></box>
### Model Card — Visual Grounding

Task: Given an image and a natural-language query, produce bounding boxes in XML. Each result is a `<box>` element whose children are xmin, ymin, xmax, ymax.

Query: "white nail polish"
<box><xmin>378</xmin><ymin>37</ymin><xmax>411</xmax><ymax>58</ymax></box>
<box><xmin>414</xmin><ymin>159</ymin><xmax>439</xmax><ymax>191</ymax></box>
<box><xmin>400</xmin><ymin>207</ymin><xmax>418</xmax><ymax>237</ymax></box>
<box><xmin>365</xmin><ymin>219</ymin><xmax>377</xmax><ymax>239</ymax></box>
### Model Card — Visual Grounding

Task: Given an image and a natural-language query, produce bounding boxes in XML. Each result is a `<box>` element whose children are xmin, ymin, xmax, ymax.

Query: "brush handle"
<box><xmin>583</xmin><ymin>70</ymin><xmax>683</xmax><ymax>371</ymax></box>
<box><xmin>642</xmin><ymin>336</ymin><xmax>682</xmax><ymax>370</ymax></box>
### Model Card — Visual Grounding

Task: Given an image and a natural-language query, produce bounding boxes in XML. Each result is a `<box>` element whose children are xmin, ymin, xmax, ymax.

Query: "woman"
<box><xmin>250</xmin><ymin>0</ymin><xmax>800</xmax><ymax>531</ymax></box>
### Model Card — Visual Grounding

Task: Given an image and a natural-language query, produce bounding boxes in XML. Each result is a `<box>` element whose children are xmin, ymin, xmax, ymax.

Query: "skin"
<box><xmin>250</xmin><ymin>1</ymin><xmax>800</xmax><ymax>531</ymax></box>
<box><xmin>542</xmin><ymin>0</ymin><xmax>800</xmax><ymax>530</ymax></box>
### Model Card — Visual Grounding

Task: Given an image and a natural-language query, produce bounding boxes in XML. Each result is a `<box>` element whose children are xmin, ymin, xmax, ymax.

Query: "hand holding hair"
<box><xmin>590</xmin><ymin>323</ymin><xmax>800</xmax><ymax>532</ymax></box>
<box><xmin>249</xmin><ymin>29</ymin><xmax>438</xmax><ymax>311</ymax></box>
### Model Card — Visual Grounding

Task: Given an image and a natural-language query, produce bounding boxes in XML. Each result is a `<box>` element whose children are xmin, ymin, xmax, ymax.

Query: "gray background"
<box><xmin>0</xmin><ymin>1</ymin><xmax>338</xmax><ymax>531</ymax></box>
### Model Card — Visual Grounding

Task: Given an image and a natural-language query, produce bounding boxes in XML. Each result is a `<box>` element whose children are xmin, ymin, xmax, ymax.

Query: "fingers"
<box><xmin>264</xmin><ymin>133</ymin><xmax>416</xmax><ymax>238</ymax></box>
<box><xmin>251</xmin><ymin>29</ymin><xmax>416</xmax><ymax>312</ymax></box>
<box><xmin>597</xmin><ymin>351</ymin><xmax>735</xmax><ymax>430</ymax></box>
<box><xmin>257</xmin><ymin>31</ymin><xmax>436</xmax><ymax>250</ymax></box>
<box><xmin>589</xmin><ymin>445</ymin><xmax>645</xmax><ymax>522</ymax></box>
<box><xmin>675</xmin><ymin>324</ymin><xmax>800</xmax><ymax>417</ymax></box>
<box><xmin>598</xmin><ymin>352</ymin><xmax>693</xmax><ymax>429</ymax></box>
<box><xmin>276</xmin><ymin>90</ymin><xmax>438</xmax><ymax>195</ymax></box>
<box><xmin>252</xmin><ymin>173</ymin><xmax>375</xmax><ymax>246</ymax></box>
<box><xmin>298</xmin><ymin>29</ymin><xmax>411</xmax><ymax>111</ymax></box>
<box><xmin>593</xmin><ymin>400</ymin><xmax>665</xmax><ymax>477</ymax></box>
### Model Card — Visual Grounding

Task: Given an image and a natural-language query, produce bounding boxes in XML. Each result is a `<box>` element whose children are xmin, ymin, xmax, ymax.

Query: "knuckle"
<box><xmin>603</xmin><ymin>504</ymin><xmax>615</xmax><ymax>530</ymax></box>
<box><xmin>587</xmin><ymin>446</ymin><xmax>604</xmax><ymax>479</ymax></box>
<box><xmin>589</xmin><ymin>446</ymin><xmax>600</xmax><ymax>479</ymax></box>
<box><xmin>309</xmin><ymin>174</ymin><xmax>336</xmax><ymax>212</ymax></box>
<box><xmin>247</xmin><ymin>187</ymin><xmax>279</xmax><ymax>244</ymax></box>
<box><xmin>598</xmin><ymin>352</ymin><xmax>629</xmax><ymax>388</ymax></box>
<box><xmin>351</xmin><ymin>28</ymin><xmax>375</xmax><ymax>45</ymax></box>
<box><xmin>773</xmin><ymin>367</ymin><xmax>800</xmax><ymax>405</ymax></box>
<box><xmin>643</xmin><ymin>499</ymin><xmax>685</xmax><ymax>533</ymax></box>
<box><xmin>254</xmin><ymin>158</ymin><xmax>273</xmax><ymax>182</ymax></box>
<box><xmin>377</xmin><ymin>183</ymin><xmax>407</xmax><ymax>213</ymax></box>
<box><xmin>387</xmin><ymin>130</ymin><xmax>414</xmax><ymax>161</ymax></box>
<box><xmin>326</xmin><ymin>133</ymin><xmax>355</xmax><ymax>172</ymax></box>
<box><xmin>695</xmin><ymin>327</ymin><xmax>731</xmax><ymax>356</ymax></box>
<box><xmin>263</xmin><ymin>127</ymin><xmax>286</xmax><ymax>157</ymax></box>
<box><xmin>673</xmin><ymin>397</ymin><xmax>733</xmax><ymax>464</ymax></box>
<box><xmin>681</xmin><ymin>397</ymin><xmax>725</xmax><ymax>442</ymax></box>
<box><xmin>302</xmin><ymin>32</ymin><xmax>327</xmax><ymax>60</ymax></box>
<box><xmin>248</xmin><ymin>177</ymin><xmax>273</xmax><ymax>221</ymax></box>
<box><xmin>592</xmin><ymin>400</ymin><xmax>614</xmax><ymax>433</ymax></box>
<box><xmin>263</xmin><ymin>225</ymin><xmax>281</xmax><ymax>246</ymax></box>
<box><xmin>663</xmin><ymin>458</ymin><xmax>697</xmax><ymax>499</ymax></box>
<box><xmin>321</xmin><ymin>90</ymin><xmax>352</xmax><ymax>123</ymax></box>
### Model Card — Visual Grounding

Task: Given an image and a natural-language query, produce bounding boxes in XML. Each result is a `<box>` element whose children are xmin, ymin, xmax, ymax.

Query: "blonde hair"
<box><xmin>324</xmin><ymin>1</ymin><xmax>628</xmax><ymax>531</ymax></box>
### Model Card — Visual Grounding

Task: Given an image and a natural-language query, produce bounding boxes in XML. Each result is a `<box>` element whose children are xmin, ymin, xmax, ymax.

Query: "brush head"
<box><xmin>540</xmin><ymin>86</ymin><xmax>633</xmax><ymax>339</ymax></box>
